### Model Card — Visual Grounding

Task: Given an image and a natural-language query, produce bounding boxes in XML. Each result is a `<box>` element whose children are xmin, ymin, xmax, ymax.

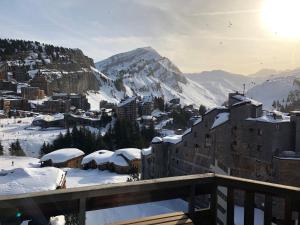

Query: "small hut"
<box><xmin>40</xmin><ymin>148</ymin><xmax>85</xmax><ymax>168</ymax></box>
<box><xmin>81</xmin><ymin>150</ymin><xmax>114</xmax><ymax>170</ymax></box>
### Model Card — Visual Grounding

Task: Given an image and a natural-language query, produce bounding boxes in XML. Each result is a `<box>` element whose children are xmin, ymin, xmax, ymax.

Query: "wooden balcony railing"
<box><xmin>1</xmin><ymin>173</ymin><xmax>300</xmax><ymax>225</ymax></box>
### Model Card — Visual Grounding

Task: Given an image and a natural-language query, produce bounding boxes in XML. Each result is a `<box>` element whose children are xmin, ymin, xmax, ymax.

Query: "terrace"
<box><xmin>0</xmin><ymin>173</ymin><xmax>300</xmax><ymax>225</ymax></box>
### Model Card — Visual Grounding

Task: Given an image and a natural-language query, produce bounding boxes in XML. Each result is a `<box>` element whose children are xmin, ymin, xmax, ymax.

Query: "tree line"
<box><xmin>40</xmin><ymin>118</ymin><xmax>156</xmax><ymax>156</ymax></box>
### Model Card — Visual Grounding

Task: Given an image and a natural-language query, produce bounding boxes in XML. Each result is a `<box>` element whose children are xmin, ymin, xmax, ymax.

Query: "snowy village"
<box><xmin>2</xmin><ymin>1</ymin><xmax>300</xmax><ymax>225</ymax></box>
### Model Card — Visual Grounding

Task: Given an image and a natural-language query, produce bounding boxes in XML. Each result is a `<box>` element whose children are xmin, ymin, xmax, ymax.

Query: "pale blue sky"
<box><xmin>1</xmin><ymin>0</ymin><xmax>300</xmax><ymax>74</ymax></box>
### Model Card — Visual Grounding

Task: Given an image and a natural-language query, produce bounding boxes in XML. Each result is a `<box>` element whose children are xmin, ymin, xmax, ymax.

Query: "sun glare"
<box><xmin>261</xmin><ymin>0</ymin><xmax>300</xmax><ymax>38</ymax></box>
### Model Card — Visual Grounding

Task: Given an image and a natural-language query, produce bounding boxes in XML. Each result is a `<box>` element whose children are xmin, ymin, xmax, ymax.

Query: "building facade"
<box><xmin>143</xmin><ymin>92</ymin><xmax>300</xmax><ymax>188</ymax></box>
<box><xmin>116</xmin><ymin>97</ymin><xmax>138</xmax><ymax>122</ymax></box>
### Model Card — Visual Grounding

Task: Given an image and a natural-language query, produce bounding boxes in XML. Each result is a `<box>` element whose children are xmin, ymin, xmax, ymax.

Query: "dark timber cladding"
<box><xmin>1</xmin><ymin>174</ymin><xmax>300</xmax><ymax>225</ymax></box>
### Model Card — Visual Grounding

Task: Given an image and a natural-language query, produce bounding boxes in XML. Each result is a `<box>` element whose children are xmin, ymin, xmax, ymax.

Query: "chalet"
<box><xmin>114</xmin><ymin>148</ymin><xmax>141</xmax><ymax>173</ymax></box>
<box><xmin>81</xmin><ymin>148</ymin><xmax>141</xmax><ymax>174</ymax></box>
<box><xmin>108</xmin><ymin>154</ymin><xmax>130</xmax><ymax>174</ymax></box>
<box><xmin>40</xmin><ymin>148</ymin><xmax>85</xmax><ymax>168</ymax></box>
<box><xmin>0</xmin><ymin>167</ymin><xmax>66</xmax><ymax>196</ymax></box>
<box><xmin>81</xmin><ymin>150</ymin><xmax>114</xmax><ymax>170</ymax></box>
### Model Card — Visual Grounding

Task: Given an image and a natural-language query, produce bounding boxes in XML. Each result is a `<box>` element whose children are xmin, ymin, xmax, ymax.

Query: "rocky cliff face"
<box><xmin>1</xmin><ymin>39</ymin><xmax>98</xmax><ymax>94</ymax></box>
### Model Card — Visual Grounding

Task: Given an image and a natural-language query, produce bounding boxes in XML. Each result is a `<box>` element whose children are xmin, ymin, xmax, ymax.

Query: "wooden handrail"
<box><xmin>1</xmin><ymin>173</ymin><xmax>300</xmax><ymax>225</ymax></box>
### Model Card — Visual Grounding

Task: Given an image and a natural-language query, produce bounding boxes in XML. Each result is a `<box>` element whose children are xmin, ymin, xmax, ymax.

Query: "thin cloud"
<box><xmin>192</xmin><ymin>9</ymin><xmax>260</xmax><ymax>16</ymax></box>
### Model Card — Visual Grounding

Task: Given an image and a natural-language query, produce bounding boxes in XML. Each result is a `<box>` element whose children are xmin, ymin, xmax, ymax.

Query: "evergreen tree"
<box><xmin>0</xmin><ymin>141</ymin><xmax>3</xmax><ymax>156</ymax></box>
<box><xmin>9</xmin><ymin>140</ymin><xmax>25</xmax><ymax>156</ymax></box>
<box><xmin>199</xmin><ymin>104</ymin><xmax>207</xmax><ymax>116</ymax></box>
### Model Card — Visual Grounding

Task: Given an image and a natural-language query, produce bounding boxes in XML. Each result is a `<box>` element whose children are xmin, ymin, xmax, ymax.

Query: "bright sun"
<box><xmin>261</xmin><ymin>0</ymin><xmax>300</xmax><ymax>38</ymax></box>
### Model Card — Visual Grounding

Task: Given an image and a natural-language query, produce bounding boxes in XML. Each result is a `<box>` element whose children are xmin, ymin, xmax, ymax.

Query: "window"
<box><xmin>257</xmin><ymin>129</ymin><xmax>263</xmax><ymax>136</ymax></box>
<box><xmin>175</xmin><ymin>148</ymin><xmax>178</xmax><ymax>154</ymax></box>
<box><xmin>249</xmin><ymin>128</ymin><xmax>254</xmax><ymax>132</ymax></box>
<box><xmin>276</xmin><ymin>124</ymin><xmax>280</xmax><ymax>130</ymax></box>
<box><xmin>193</xmin><ymin>132</ymin><xmax>197</xmax><ymax>138</ymax></box>
<box><xmin>176</xmin><ymin>160</ymin><xmax>179</xmax><ymax>165</ymax></box>
<box><xmin>184</xmin><ymin>141</ymin><xmax>187</xmax><ymax>147</ymax></box>
<box><xmin>205</xmin><ymin>134</ymin><xmax>211</xmax><ymax>147</ymax></box>
<box><xmin>257</xmin><ymin>145</ymin><xmax>262</xmax><ymax>152</ymax></box>
<box><xmin>194</xmin><ymin>144</ymin><xmax>199</xmax><ymax>151</ymax></box>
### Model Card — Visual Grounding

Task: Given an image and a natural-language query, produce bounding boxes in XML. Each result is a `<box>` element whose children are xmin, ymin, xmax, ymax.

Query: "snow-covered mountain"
<box><xmin>186</xmin><ymin>70</ymin><xmax>253</xmax><ymax>106</ymax></box>
<box><xmin>91</xmin><ymin>47</ymin><xmax>219</xmax><ymax>109</ymax></box>
<box><xmin>247</xmin><ymin>73</ymin><xmax>300</xmax><ymax>109</ymax></box>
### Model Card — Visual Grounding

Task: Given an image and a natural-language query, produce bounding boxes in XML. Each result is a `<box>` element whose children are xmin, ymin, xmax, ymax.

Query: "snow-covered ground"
<box><xmin>65</xmin><ymin>168</ymin><xmax>129</xmax><ymax>188</ymax></box>
<box><xmin>0</xmin><ymin>156</ymin><xmax>267</xmax><ymax>225</ymax></box>
<box><xmin>0</xmin><ymin>117</ymin><xmax>67</xmax><ymax>157</ymax></box>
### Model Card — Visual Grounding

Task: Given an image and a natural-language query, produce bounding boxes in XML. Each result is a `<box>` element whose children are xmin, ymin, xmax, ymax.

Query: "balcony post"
<box><xmin>226</xmin><ymin>188</ymin><xmax>234</xmax><ymax>225</ymax></box>
<box><xmin>79</xmin><ymin>197</ymin><xmax>86</xmax><ymax>225</ymax></box>
<box><xmin>188</xmin><ymin>184</ymin><xmax>196</xmax><ymax>219</ymax></box>
<box><xmin>244</xmin><ymin>191</ymin><xmax>254</xmax><ymax>225</ymax></box>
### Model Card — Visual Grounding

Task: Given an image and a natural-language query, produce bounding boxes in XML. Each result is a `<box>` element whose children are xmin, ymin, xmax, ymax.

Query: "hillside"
<box><xmin>247</xmin><ymin>72</ymin><xmax>300</xmax><ymax>109</ymax></box>
<box><xmin>186</xmin><ymin>70</ymin><xmax>252</xmax><ymax>105</ymax></box>
<box><xmin>93</xmin><ymin>47</ymin><xmax>218</xmax><ymax>108</ymax></box>
<box><xmin>0</xmin><ymin>39</ymin><xmax>98</xmax><ymax>93</ymax></box>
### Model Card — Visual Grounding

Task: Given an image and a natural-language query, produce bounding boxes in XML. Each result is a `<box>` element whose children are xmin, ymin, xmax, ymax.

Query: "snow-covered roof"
<box><xmin>151</xmin><ymin>109</ymin><xmax>167</xmax><ymax>118</ymax></box>
<box><xmin>152</xmin><ymin>137</ymin><xmax>163</xmax><ymax>143</ymax></box>
<box><xmin>118</xmin><ymin>97</ymin><xmax>136</xmax><ymax>107</ymax></box>
<box><xmin>33</xmin><ymin>113</ymin><xmax>64</xmax><ymax>122</ymax></box>
<box><xmin>192</xmin><ymin>117</ymin><xmax>202</xmax><ymax>126</ymax></box>
<box><xmin>232</xmin><ymin>94</ymin><xmax>262</xmax><ymax>107</ymax></box>
<box><xmin>141</xmin><ymin>147</ymin><xmax>152</xmax><ymax>156</ymax></box>
<box><xmin>211</xmin><ymin>112</ymin><xmax>230</xmax><ymax>129</ymax></box>
<box><xmin>81</xmin><ymin>150</ymin><xmax>114</xmax><ymax>165</ymax></box>
<box><xmin>0</xmin><ymin>167</ymin><xmax>65</xmax><ymax>195</ymax></box>
<box><xmin>109</xmin><ymin>154</ymin><xmax>129</xmax><ymax>167</ymax></box>
<box><xmin>115</xmin><ymin>148</ymin><xmax>141</xmax><ymax>160</ymax></box>
<box><xmin>163</xmin><ymin>135</ymin><xmax>182</xmax><ymax>144</ymax></box>
<box><xmin>142</xmin><ymin>96</ymin><xmax>153</xmax><ymax>103</ymax></box>
<box><xmin>182</xmin><ymin>128</ymin><xmax>191</xmax><ymax>136</ymax></box>
<box><xmin>205</xmin><ymin>106</ymin><xmax>227</xmax><ymax>115</ymax></box>
<box><xmin>41</xmin><ymin>148</ymin><xmax>85</xmax><ymax>163</ymax></box>
<box><xmin>246</xmin><ymin>114</ymin><xmax>290</xmax><ymax>123</ymax></box>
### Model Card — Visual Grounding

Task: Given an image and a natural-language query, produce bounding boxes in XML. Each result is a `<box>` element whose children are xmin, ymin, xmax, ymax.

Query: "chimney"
<box><xmin>290</xmin><ymin>111</ymin><xmax>300</xmax><ymax>154</ymax></box>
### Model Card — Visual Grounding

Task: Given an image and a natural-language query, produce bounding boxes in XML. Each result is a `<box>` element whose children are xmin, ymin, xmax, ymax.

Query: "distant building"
<box><xmin>32</xmin><ymin>113</ymin><xmax>65</xmax><ymax>128</ymax></box>
<box><xmin>0</xmin><ymin>62</ymin><xmax>8</xmax><ymax>80</ymax></box>
<box><xmin>10</xmin><ymin>65</ymin><xmax>30</xmax><ymax>82</ymax></box>
<box><xmin>30</xmin><ymin>73</ymin><xmax>49</xmax><ymax>95</ymax></box>
<box><xmin>36</xmin><ymin>99</ymin><xmax>71</xmax><ymax>113</ymax></box>
<box><xmin>0</xmin><ymin>80</ymin><xmax>17</xmax><ymax>92</ymax></box>
<box><xmin>40</xmin><ymin>148</ymin><xmax>85</xmax><ymax>168</ymax></box>
<box><xmin>0</xmin><ymin>97</ymin><xmax>30</xmax><ymax>112</ymax></box>
<box><xmin>53</xmin><ymin>93</ymin><xmax>90</xmax><ymax>110</ymax></box>
<box><xmin>117</xmin><ymin>97</ymin><xmax>138</xmax><ymax>122</ymax></box>
<box><xmin>142</xmin><ymin>92</ymin><xmax>300</xmax><ymax>220</ymax></box>
<box><xmin>21</xmin><ymin>86</ymin><xmax>45</xmax><ymax>100</ymax></box>
<box><xmin>140</xmin><ymin>96</ymin><xmax>154</xmax><ymax>115</ymax></box>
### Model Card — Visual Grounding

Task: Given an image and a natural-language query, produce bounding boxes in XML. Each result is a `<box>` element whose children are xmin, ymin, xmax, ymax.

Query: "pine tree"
<box><xmin>199</xmin><ymin>104</ymin><xmax>207</xmax><ymax>116</ymax></box>
<box><xmin>9</xmin><ymin>140</ymin><xmax>26</xmax><ymax>156</ymax></box>
<box><xmin>0</xmin><ymin>141</ymin><xmax>3</xmax><ymax>156</ymax></box>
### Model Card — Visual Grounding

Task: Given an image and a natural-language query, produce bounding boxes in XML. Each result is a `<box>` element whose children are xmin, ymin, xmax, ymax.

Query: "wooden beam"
<box><xmin>244</xmin><ymin>191</ymin><xmax>254</xmax><ymax>225</ymax></box>
<box><xmin>264</xmin><ymin>195</ymin><xmax>272</xmax><ymax>225</ymax></box>
<box><xmin>226</xmin><ymin>188</ymin><xmax>234</xmax><ymax>225</ymax></box>
<box><xmin>284</xmin><ymin>197</ymin><xmax>292</xmax><ymax>225</ymax></box>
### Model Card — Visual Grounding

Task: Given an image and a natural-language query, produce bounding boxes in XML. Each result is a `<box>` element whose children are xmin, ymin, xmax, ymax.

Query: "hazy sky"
<box><xmin>1</xmin><ymin>0</ymin><xmax>300</xmax><ymax>74</ymax></box>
